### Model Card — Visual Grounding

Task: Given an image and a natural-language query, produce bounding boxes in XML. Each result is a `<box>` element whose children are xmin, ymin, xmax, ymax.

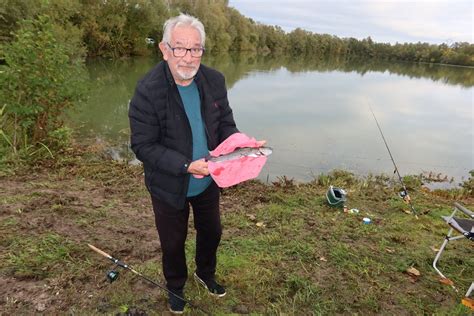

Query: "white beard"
<box><xmin>177</xmin><ymin>66</ymin><xmax>198</xmax><ymax>80</ymax></box>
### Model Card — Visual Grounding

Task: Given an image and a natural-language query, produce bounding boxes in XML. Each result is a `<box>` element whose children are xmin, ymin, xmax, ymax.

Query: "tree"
<box><xmin>288</xmin><ymin>28</ymin><xmax>309</xmax><ymax>56</ymax></box>
<box><xmin>0</xmin><ymin>0</ymin><xmax>40</xmax><ymax>43</ymax></box>
<box><xmin>80</xmin><ymin>0</ymin><xmax>166</xmax><ymax>58</ymax></box>
<box><xmin>0</xmin><ymin>15</ymin><xmax>88</xmax><ymax>160</ymax></box>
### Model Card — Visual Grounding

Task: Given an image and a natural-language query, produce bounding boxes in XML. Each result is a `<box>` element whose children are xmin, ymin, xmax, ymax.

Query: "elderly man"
<box><xmin>128</xmin><ymin>13</ymin><xmax>238</xmax><ymax>313</ymax></box>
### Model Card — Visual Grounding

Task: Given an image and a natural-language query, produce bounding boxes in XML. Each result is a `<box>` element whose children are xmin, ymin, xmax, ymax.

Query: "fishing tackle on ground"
<box><xmin>88</xmin><ymin>244</ymin><xmax>209</xmax><ymax>315</ymax></box>
<box><xmin>368</xmin><ymin>104</ymin><xmax>418</xmax><ymax>218</ymax></box>
<box><xmin>106</xmin><ymin>265</ymin><xmax>120</xmax><ymax>283</ymax></box>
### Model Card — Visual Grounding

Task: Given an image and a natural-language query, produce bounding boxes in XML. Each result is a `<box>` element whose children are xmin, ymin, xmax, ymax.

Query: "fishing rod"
<box><xmin>88</xmin><ymin>244</ymin><xmax>209</xmax><ymax>315</ymax></box>
<box><xmin>368</xmin><ymin>105</ymin><xmax>418</xmax><ymax>218</ymax></box>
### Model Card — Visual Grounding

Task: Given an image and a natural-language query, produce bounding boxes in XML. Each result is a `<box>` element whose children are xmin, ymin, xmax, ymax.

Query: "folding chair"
<box><xmin>432</xmin><ymin>202</ymin><xmax>474</xmax><ymax>309</ymax></box>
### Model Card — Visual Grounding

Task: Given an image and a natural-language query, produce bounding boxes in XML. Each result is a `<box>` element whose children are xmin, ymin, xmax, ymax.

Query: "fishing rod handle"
<box><xmin>88</xmin><ymin>244</ymin><xmax>113</xmax><ymax>260</ymax></box>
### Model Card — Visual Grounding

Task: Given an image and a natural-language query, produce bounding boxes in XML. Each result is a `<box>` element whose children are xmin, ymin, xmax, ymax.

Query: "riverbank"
<box><xmin>0</xmin><ymin>143</ymin><xmax>473</xmax><ymax>315</ymax></box>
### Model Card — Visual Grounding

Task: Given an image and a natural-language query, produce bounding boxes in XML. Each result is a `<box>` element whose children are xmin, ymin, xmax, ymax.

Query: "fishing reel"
<box><xmin>399</xmin><ymin>190</ymin><xmax>411</xmax><ymax>203</ymax></box>
<box><xmin>106</xmin><ymin>264</ymin><xmax>120</xmax><ymax>283</ymax></box>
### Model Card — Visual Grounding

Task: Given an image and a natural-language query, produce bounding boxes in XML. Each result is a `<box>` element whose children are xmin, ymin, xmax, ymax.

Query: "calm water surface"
<box><xmin>69</xmin><ymin>54</ymin><xmax>473</xmax><ymax>186</ymax></box>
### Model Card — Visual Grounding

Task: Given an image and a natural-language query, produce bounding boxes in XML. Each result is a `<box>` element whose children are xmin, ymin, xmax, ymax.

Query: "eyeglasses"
<box><xmin>167</xmin><ymin>43</ymin><xmax>205</xmax><ymax>58</ymax></box>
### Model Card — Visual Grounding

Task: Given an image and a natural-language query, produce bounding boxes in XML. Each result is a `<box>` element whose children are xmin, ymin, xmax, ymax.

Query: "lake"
<box><xmin>69</xmin><ymin>53</ymin><xmax>473</xmax><ymax>187</ymax></box>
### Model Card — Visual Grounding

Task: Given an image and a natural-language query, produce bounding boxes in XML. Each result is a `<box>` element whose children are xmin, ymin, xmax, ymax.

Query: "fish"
<box><xmin>206</xmin><ymin>146</ymin><xmax>272</xmax><ymax>163</ymax></box>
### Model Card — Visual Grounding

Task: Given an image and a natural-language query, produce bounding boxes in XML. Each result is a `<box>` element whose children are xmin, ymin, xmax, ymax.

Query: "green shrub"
<box><xmin>0</xmin><ymin>15</ymin><xmax>88</xmax><ymax>163</ymax></box>
<box><xmin>460</xmin><ymin>170</ymin><xmax>474</xmax><ymax>197</ymax></box>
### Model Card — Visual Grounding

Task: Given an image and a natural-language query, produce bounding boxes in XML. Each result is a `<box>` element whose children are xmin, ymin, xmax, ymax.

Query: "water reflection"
<box><xmin>206</xmin><ymin>52</ymin><xmax>474</xmax><ymax>88</ymax></box>
<box><xmin>69</xmin><ymin>54</ymin><xmax>473</xmax><ymax>185</ymax></box>
<box><xmin>229</xmin><ymin>68</ymin><xmax>472</xmax><ymax>184</ymax></box>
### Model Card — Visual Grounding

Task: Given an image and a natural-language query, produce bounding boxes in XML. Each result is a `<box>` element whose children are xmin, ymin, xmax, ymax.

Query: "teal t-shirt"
<box><xmin>177</xmin><ymin>81</ymin><xmax>212</xmax><ymax>197</ymax></box>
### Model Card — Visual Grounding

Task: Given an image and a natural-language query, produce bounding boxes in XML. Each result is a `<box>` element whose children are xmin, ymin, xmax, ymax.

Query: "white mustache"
<box><xmin>178</xmin><ymin>64</ymin><xmax>197</xmax><ymax>69</ymax></box>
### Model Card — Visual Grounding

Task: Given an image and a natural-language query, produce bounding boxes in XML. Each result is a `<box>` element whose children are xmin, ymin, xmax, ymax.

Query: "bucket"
<box><xmin>326</xmin><ymin>185</ymin><xmax>347</xmax><ymax>207</ymax></box>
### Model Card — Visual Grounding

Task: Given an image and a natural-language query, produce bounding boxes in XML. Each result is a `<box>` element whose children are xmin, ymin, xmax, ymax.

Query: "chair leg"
<box><xmin>466</xmin><ymin>282</ymin><xmax>474</xmax><ymax>298</ymax></box>
<box><xmin>433</xmin><ymin>228</ymin><xmax>453</xmax><ymax>279</ymax></box>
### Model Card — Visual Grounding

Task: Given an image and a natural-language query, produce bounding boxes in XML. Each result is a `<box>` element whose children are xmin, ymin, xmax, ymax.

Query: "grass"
<box><xmin>3</xmin><ymin>234</ymin><xmax>78</xmax><ymax>279</ymax></box>
<box><xmin>0</xmin><ymin>147</ymin><xmax>473</xmax><ymax>314</ymax></box>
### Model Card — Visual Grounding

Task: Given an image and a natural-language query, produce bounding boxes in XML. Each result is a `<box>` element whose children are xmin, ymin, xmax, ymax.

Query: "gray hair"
<box><xmin>162</xmin><ymin>13</ymin><xmax>206</xmax><ymax>47</ymax></box>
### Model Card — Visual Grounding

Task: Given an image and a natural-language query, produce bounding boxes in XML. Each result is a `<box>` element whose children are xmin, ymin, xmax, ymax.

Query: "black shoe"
<box><xmin>168</xmin><ymin>290</ymin><xmax>186</xmax><ymax>314</ymax></box>
<box><xmin>194</xmin><ymin>272</ymin><xmax>226</xmax><ymax>297</ymax></box>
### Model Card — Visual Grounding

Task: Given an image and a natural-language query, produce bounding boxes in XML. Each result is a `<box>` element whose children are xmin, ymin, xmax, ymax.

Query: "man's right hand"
<box><xmin>187</xmin><ymin>159</ymin><xmax>209</xmax><ymax>177</ymax></box>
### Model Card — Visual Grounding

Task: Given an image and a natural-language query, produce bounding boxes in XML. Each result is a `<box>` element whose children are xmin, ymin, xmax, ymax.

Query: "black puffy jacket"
<box><xmin>129</xmin><ymin>61</ymin><xmax>239</xmax><ymax>209</ymax></box>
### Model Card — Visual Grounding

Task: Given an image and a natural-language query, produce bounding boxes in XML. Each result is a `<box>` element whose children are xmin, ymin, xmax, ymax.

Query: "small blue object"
<box><xmin>363</xmin><ymin>217</ymin><xmax>371</xmax><ymax>224</ymax></box>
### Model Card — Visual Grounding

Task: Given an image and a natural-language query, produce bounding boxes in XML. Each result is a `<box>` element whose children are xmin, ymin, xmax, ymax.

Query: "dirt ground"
<box><xmin>0</xmin><ymin>156</ymin><xmax>268</xmax><ymax>314</ymax></box>
<box><xmin>0</xmin><ymin>159</ymin><xmax>165</xmax><ymax>313</ymax></box>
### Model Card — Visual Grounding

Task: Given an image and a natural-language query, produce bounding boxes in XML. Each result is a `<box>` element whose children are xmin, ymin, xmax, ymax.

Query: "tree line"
<box><xmin>1</xmin><ymin>0</ymin><xmax>473</xmax><ymax>65</ymax></box>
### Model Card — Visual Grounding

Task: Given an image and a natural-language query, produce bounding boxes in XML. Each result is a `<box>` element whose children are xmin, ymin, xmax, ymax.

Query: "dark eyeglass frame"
<box><xmin>166</xmin><ymin>43</ymin><xmax>205</xmax><ymax>58</ymax></box>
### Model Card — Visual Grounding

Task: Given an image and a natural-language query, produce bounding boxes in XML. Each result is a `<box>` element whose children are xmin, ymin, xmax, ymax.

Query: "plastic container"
<box><xmin>348</xmin><ymin>208</ymin><xmax>360</xmax><ymax>214</ymax></box>
<box><xmin>362</xmin><ymin>217</ymin><xmax>371</xmax><ymax>224</ymax></box>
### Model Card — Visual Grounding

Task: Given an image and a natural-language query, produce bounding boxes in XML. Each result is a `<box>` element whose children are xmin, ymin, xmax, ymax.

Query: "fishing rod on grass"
<box><xmin>368</xmin><ymin>104</ymin><xmax>418</xmax><ymax>219</ymax></box>
<box><xmin>87</xmin><ymin>244</ymin><xmax>209</xmax><ymax>315</ymax></box>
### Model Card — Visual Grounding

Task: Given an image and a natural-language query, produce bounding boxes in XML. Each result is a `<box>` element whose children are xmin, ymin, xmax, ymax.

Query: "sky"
<box><xmin>228</xmin><ymin>0</ymin><xmax>473</xmax><ymax>45</ymax></box>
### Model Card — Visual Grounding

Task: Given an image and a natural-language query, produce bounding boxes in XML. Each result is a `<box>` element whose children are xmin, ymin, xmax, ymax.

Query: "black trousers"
<box><xmin>151</xmin><ymin>181</ymin><xmax>222</xmax><ymax>291</ymax></box>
